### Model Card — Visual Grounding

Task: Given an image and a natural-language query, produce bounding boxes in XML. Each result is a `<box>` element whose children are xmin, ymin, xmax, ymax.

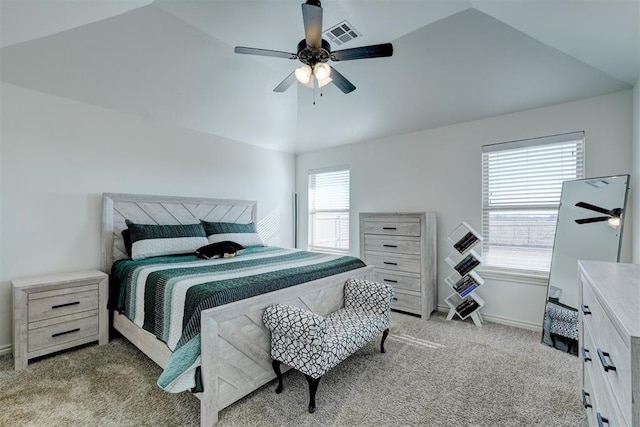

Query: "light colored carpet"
<box><xmin>0</xmin><ymin>312</ymin><xmax>587</xmax><ymax>427</ymax></box>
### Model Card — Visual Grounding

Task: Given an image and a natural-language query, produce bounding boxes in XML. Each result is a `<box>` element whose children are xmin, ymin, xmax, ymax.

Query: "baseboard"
<box><xmin>0</xmin><ymin>343</ymin><xmax>12</xmax><ymax>357</ymax></box>
<box><xmin>437</xmin><ymin>305</ymin><xmax>542</xmax><ymax>332</ymax></box>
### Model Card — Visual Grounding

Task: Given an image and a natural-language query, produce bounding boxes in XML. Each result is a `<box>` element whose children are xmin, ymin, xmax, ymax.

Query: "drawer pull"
<box><xmin>52</xmin><ymin>328</ymin><xmax>80</xmax><ymax>338</ymax></box>
<box><xmin>392</xmin><ymin>297</ymin><xmax>398</xmax><ymax>301</ymax></box>
<box><xmin>581</xmin><ymin>347</ymin><xmax>592</xmax><ymax>362</ymax></box>
<box><xmin>581</xmin><ymin>390</ymin><xmax>592</xmax><ymax>408</ymax></box>
<box><xmin>52</xmin><ymin>301</ymin><xmax>80</xmax><ymax>309</ymax></box>
<box><xmin>596</xmin><ymin>413</ymin><xmax>609</xmax><ymax>426</ymax></box>
<box><xmin>382</xmin><ymin>227</ymin><xmax>397</xmax><ymax>230</ymax></box>
<box><xmin>581</xmin><ymin>304</ymin><xmax>591</xmax><ymax>315</ymax></box>
<box><xmin>383</xmin><ymin>279</ymin><xmax>398</xmax><ymax>283</ymax></box>
<box><xmin>382</xmin><ymin>244</ymin><xmax>398</xmax><ymax>248</ymax></box>
<box><xmin>597</xmin><ymin>348</ymin><xmax>617</xmax><ymax>372</ymax></box>
<box><xmin>383</xmin><ymin>262</ymin><xmax>398</xmax><ymax>266</ymax></box>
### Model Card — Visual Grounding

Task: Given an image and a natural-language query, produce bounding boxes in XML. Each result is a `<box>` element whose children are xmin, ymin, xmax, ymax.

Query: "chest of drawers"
<box><xmin>578</xmin><ymin>261</ymin><xmax>639</xmax><ymax>426</ymax></box>
<box><xmin>13</xmin><ymin>270</ymin><xmax>109</xmax><ymax>370</ymax></box>
<box><xmin>359</xmin><ymin>212</ymin><xmax>436</xmax><ymax>318</ymax></box>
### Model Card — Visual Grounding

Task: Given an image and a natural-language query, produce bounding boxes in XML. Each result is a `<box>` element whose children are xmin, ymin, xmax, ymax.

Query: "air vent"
<box><xmin>323</xmin><ymin>20</ymin><xmax>360</xmax><ymax>46</ymax></box>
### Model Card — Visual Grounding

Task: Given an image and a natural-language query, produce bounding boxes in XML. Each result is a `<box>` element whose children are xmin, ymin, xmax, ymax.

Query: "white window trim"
<box><xmin>308</xmin><ymin>166</ymin><xmax>350</xmax><ymax>254</ymax></box>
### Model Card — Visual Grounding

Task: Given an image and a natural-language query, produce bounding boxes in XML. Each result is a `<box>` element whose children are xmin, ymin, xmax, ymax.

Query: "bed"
<box><xmin>101</xmin><ymin>193</ymin><xmax>373</xmax><ymax>426</ymax></box>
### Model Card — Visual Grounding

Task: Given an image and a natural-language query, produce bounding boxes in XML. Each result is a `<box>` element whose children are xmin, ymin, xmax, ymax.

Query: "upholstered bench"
<box><xmin>263</xmin><ymin>278</ymin><xmax>394</xmax><ymax>413</ymax></box>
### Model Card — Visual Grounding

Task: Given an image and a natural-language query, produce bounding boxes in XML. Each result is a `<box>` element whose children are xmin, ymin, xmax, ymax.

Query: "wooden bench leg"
<box><xmin>272</xmin><ymin>360</ymin><xmax>284</xmax><ymax>394</ymax></box>
<box><xmin>304</xmin><ymin>375</ymin><xmax>322</xmax><ymax>413</ymax></box>
<box><xmin>381</xmin><ymin>328</ymin><xmax>389</xmax><ymax>353</ymax></box>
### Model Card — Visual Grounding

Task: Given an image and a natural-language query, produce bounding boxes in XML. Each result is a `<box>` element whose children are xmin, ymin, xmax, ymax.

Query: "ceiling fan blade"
<box><xmin>234</xmin><ymin>46</ymin><xmax>297</xmax><ymax>60</ymax></box>
<box><xmin>575</xmin><ymin>201</ymin><xmax>611</xmax><ymax>215</ymax></box>
<box><xmin>331</xmin><ymin>43</ymin><xmax>394</xmax><ymax>62</ymax></box>
<box><xmin>302</xmin><ymin>1</ymin><xmax>322</xmax><ymax>48</ymax></box>
<box><xmin>575</xmin><ymin>216</ymin><xmax>610</xmax><ymax>224</ymax></box>
<box><xmin>273</xmin><ymin>71</ymin><xmax>298</xmax><ymax>93</ymax></box>
<box><xmin>329</xmin><ymin>66</ymin><xmax>356</xmax><ymax>94</ymax></box>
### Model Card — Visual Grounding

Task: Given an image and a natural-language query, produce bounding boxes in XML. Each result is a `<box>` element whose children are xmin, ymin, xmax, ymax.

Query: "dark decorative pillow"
<box><xmin>201</xmin><ymin>221</ymin><xmax>265</xmax><ymax>247</ymax></box>
<box><xmin>196</xmin><ymin>241</ymin><xmax>245</xmax><ymax>260</ymax></box>
<box><xmin>122</xmin><ymin>229</ymin><xmax>133</xmax><ymax>257</ymax></box>
<box><xmin>125</xmin><ymin>220</ymin><xmax>208</xmax><ymax>260</ymax></box>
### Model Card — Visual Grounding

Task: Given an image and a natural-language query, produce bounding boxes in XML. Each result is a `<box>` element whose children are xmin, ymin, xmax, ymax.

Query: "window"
<box><xmin>481</xmin><ymin>132</ymin><xmax>584</xmax><ymax>274</ymax></box>
<box><xmin>308</xmin><ymin>167</ymin><xmax>350</xmax><ymax>253</ymax></box>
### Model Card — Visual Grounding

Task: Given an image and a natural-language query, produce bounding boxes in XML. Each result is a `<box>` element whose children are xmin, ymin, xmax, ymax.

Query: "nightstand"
<box><xmin>12</xmin><ymin>270</ymin><xmax>108</xmax><ymax>370</ymax></box>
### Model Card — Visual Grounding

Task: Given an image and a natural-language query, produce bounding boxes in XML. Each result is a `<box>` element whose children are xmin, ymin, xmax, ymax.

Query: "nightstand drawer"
<box><xmin>362</xmin><ymin>219</ymin><xmax>420</xmax><ymax>237</ymax></box>
<box><xmin>28</xmin><ymin>311</ymin><xmax>99</xmax><ymax>353</ymax></box>
<box><xmin>364</xmin><ymin>236</ymin><xmax>421</xmax><ymax>255</ymax></box>
<box><xmin>28</xmin><ymin>285</ymin><xmax>99</xmax><ymax>322</ymax></box>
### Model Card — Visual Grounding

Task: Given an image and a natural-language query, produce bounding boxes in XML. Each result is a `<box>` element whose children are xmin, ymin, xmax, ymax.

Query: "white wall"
<box><xmin>296</xmin><ymin>90</ymin><xmax>634</xmax><ymax>330</ymax></box>
<box><xmin>0</xmin><ymin>83</ymin><xmax>295</xmax><ymax>352</ymax></box>
<box><xmin>633</xmin><ymin>80</ymin><xmax>640</xmax><ymax>264</ymax></box>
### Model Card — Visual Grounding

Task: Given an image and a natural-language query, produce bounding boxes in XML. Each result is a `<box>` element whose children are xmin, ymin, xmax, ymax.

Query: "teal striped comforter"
<box><xmin>110</xmin><ymin>246</ymin><xmax>366</xmax><ymax>392</ymax></box>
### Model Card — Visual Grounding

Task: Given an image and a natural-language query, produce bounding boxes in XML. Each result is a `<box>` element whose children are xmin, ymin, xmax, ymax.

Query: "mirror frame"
<box><xmin>542</xmin><ymin>174</ymin><xmax>630</xmax><ymax>353</ymax></box>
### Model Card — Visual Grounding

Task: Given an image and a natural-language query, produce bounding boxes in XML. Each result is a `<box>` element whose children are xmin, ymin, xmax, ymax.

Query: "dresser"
<box><xmin>13</xmin><ymin>270</ymin><xmax>109</xmax><ymax>370</ymax></box>
<box><xmin>359</xmin><ymin>212</ymin><xmax>436</xmax><ymax>318</ymax></box>
<box><xmin>578</xmin><ymin>261</ymin><xmax>639</xmax><ymax>426</ymax></box>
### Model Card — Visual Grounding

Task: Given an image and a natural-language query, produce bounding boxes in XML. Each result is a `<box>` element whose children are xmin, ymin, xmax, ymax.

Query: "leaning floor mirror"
<box><xmin>542</xmin><ymin>174</ymin><xmax>630</xmax><ymax>354</ymax></box>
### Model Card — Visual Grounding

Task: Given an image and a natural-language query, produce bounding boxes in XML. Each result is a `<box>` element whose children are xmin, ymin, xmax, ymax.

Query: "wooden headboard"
<box><xmin>101</xmin><ymin>193</ymin><xmax>258</xmax><ymax>273</ymax></box>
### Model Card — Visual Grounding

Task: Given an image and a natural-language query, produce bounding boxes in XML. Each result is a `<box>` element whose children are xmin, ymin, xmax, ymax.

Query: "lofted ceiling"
<box><xmin>1</xmin><ymin>0</ymin><xmax>638</xmax><ymax>153</ymax></box>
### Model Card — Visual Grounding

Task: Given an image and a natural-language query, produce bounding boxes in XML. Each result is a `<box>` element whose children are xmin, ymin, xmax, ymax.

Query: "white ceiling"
<box><xmin>1</xmin><ymin>0</ymin><xmax>638</xmax><ymax>153</ymax></box>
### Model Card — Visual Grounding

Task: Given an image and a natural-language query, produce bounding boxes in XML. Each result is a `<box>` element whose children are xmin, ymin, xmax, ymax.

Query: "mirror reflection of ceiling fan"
<box><xmin>574</xmin><ymin>202</ymin><xmax>623</xmax><ymax>227</ymax></box>
<box><xmin>234</xmin><ymin>0</ymin><xmax>393</xmax><ymax>94</ymax></box>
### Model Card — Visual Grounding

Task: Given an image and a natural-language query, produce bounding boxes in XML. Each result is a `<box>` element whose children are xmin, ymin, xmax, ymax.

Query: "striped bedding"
<box><xmin>110</xmin><ymin>246</ymin><xmax>366</xmax><ymax>393</ymax></box>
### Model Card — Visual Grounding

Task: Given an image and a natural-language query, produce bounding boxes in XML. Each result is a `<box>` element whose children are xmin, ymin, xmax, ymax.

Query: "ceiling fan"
<box><xmin>574</xmin><ymin>201</ymin><xmax>623</xmax><ymax>227</ymax></box>
<box><xmin>234</xmin><ymin>0</ymin><xmax>393</xmax><ymax>94</ymax></box>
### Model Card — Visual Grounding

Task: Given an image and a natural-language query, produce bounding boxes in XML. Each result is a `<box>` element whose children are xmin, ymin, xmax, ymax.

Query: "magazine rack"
<box><xmin>444</xmin><ymin>222</ymin><xmax>484</xmax><ymax>326</ymax></box>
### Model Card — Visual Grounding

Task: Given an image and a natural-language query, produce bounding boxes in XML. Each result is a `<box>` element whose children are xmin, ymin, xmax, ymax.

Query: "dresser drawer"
<box><xmin>28</xmin><ymin>284</ymin><xmax>99</xmax><ymax>323</ymax></box>
<box><xmin>584</xmin><ymin>342</ymin><xmax>627</xmax><ymax>427</ymax></box>
<box><xmin>362</xmin><ymin>219</ymin><xmax>420</xmax><ymax>237</ymax></box>
<box><xmin>28</xmin><ymin>311</ymin><xmax>99</xmax><ymax>353</ymax></box>
<box><xmin>582</xmin><ymin>283</ymin><xmax>631</xmax><ymax>416</ymax></box>
<box><xmin>364</xmin><ymin>253</ymin><xmax>421</xmax><ymax>274</ymax></box>
<box><xmin>364</xmin><ymin>236</ymin><xmax>421</xmax><ymax>255</ymax></box>
<box><xmin>391</xmin><ymin>289</ymin><xmax>421</xmax><ymax>314</ymax></box>
<box><xmin>373</xmin><ymin>270</ymin><xmax>421</xmax><ymax>293</ymax></box>
<box><xmin>582</xmin><ymin>365</ymin><xmax>598</xmax><ymax>427</ymax></box>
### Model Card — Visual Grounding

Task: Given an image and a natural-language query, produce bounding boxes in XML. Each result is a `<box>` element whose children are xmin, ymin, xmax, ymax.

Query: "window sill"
<box><xmin>477</xmin><ymin>267</ymin><xmax>549</xmax><ymax>287</ymax></box>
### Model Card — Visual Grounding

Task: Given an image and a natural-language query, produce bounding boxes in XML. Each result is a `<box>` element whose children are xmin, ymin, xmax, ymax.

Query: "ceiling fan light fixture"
<box><xmin>607</xmin><ymin>216</ymin><xmax>622</xmax><ymax>228</ymax></box>
<box><xmin>295</xmin><ymin>65</ymin><xmax>312</xmax><ymax>84</ymax></box>
<box><xmin>313</xmin><ymin>62</ymin><xmax>331</xmax><ymax>80</ymax></box>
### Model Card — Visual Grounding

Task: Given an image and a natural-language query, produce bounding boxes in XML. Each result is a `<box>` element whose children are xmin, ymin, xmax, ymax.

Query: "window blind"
<box><xmin>308</xmin><ymin>167</ymin><xmax>350</xmax><ymax>253</ymax></box>
<box><xmin>481</xmin><ymin>132</ymin><xmax>584</xmax><ymax>273</ymax></box>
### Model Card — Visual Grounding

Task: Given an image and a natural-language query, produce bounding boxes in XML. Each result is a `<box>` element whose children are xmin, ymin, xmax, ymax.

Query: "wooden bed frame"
<box><xmin>101</xmin><ymin>193</ymin><xmax>373</xmax><ymax>426</ymax></box>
